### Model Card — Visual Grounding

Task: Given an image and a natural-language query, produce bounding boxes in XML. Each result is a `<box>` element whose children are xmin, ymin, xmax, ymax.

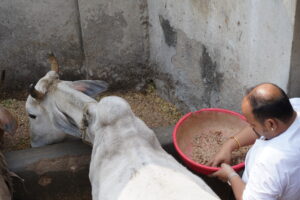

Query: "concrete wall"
<box><xmin>0</xmin><ymin>0</ymin><xmax>298</xmax><ymax>113</ymax></box>
<box><xmin>6</xmin><ymin>140</ymin><xmax>92</xmax><ymax>200</ymax></box>
<box><xmin>0</xmin><ymin>0</ymin><xmax>150</xmax><ymax>91</ymax></box>
<box><xmin>0</xmin><ymin>0</ymin><xmax>85</xmax><ymax>90</ymax></box>
<box><xmin>148</xmin><ymin>0</ymin><xmax>297</xmax><ymax>112</ymax></box>
<box><xmin>289</xmin><ymin>1</ymin><xmax>300</xmax><ymax>97</ymax></box>
<box><xmin>78</xmin><ymin>0</ymin><xmax>150</xmax><ymax>90</ymax></box>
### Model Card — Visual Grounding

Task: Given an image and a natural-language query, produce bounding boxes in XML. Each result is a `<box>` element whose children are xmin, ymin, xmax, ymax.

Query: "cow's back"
<box><xmin>118</xmin><ymin>164</ymin><xmax>218</xmax><ymax>200</ymax></box>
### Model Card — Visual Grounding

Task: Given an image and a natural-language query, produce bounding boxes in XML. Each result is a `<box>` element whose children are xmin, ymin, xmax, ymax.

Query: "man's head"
<box><xmin>241</xmin><ymin>83</ymin><xmax>295</xmax><ymax>139</ymax></box>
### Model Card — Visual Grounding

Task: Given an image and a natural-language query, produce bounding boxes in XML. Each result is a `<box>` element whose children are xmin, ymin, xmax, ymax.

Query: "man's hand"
<box><xmin>208</xmin><ymin>147</ymin><xmax>232</xmax><ymax>167</ymax></box>
<box><xmin>212</xmin><ymin>163</ymin><xmax>245</xmax><ymax>200</ymax></box>
<box><xmin>208</xmin><ymin>138</ymin><xmax>237</xmax><ymax>167</ymax></box>
<box><xmin>211</xmin><ymin>163</ymin><xmax>236</xmax><ymax>182</ymax></box>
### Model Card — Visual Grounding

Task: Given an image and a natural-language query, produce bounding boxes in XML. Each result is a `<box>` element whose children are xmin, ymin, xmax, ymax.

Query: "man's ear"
<box><xmin>264</xmin><ymin>118</ymin><xmax>277</xmax><ymax>132</ymax></box>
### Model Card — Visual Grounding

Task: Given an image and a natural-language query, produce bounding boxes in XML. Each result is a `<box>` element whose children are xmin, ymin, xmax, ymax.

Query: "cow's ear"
<box><xmin>71</xmin><ymin>80</ymin><xmax>108</xmax><ymax>97</ymax></box>
<box><xmin>52</xmin><ymin>105</ymin><xmax>81</xmax><ymax>138</ymax></box>
<box><xmin>0</xmin><ymin>107</ymin><xmax>17</xmax><ymax>135</ymax></box>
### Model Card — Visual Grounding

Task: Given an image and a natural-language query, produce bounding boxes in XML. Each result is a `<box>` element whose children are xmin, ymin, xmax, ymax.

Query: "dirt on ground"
<box><xmin>0</xmin><ymin>86</ymin><xmax>182</xmax><ymax>152</ymax></box>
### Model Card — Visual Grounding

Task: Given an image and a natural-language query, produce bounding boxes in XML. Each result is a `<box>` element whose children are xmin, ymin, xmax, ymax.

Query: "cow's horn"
<box><xmin>29</xmin><ymin>83</ymin><xmax>45</xmax><ymax>100</ymax></box>
<box><xmin>48</xmin><ymin>53</ymin><xmax>59</xmax><ymax>73</ymax></box>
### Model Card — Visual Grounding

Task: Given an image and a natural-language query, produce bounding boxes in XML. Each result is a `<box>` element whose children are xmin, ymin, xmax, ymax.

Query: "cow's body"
<box><xmin>87</xmin><ymin>96</ymin><xmax>219</xmax><ymax>200</ymax></box>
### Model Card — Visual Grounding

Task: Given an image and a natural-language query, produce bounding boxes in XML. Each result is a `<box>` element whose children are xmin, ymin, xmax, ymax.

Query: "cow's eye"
<box><xmin>28</xmin><ymin>114</ymin><xmax>37</xmax><ymax>119</ymax></box>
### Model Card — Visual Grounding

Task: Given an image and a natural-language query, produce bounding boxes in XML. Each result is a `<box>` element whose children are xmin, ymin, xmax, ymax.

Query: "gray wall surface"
<box><xmin>289</xmin><ymin>1</ymin><xmax>300</xmax><ymax>97</ymax></box>
<box><xmin>0</xmin><ymin>0</ymin><xmax>298</xmax><ymax>113</ymax></box>
<box><xmin>78</xmin><ymin>0</ymin><xmax>150</xmax><ymax>90</ymax></box>
<box><xmin>148</xmin><ymin>0</ymin><xmax>297</xmax><ymax>113</ymax></box>
<box><xmin>0</xmin><ymin>0</ymin><xmax>85</xmax><ymax>90</ymax></box>
<box><xmin>0</xmin><ymin>0</ymin><xmax>150</xmax><ymax>91</ymax></box>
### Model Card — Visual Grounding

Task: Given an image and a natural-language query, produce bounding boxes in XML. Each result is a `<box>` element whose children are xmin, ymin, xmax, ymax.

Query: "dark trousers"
<box><xmin>228</xmin><ymin>190</ymin><xmax>235</xmax><ymax>200</ymax></box>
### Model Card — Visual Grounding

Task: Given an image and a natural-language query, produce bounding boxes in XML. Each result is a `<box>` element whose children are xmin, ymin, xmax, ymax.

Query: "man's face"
<box><xmin>241</xmin><ymin>97</ymin><xmax>273</xmax><ymax>139</ymax></box>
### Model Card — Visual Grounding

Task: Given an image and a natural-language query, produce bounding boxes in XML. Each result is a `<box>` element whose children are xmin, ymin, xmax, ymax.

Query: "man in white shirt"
<box><xmin>209</xmin><ymin>83</ymin><xmax>300</xmax><ymax>200</ymax></box>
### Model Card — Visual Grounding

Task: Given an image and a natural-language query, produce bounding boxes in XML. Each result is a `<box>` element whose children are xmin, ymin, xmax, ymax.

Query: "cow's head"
<box><xmin>86</xmin><ymin>95</ymin><xmax>160</xmax><ymax>149</ymax></box>
<box><xmin>25</xmin><ymin>54</ymin><xmax>108</xmax><ymax>147</ymax></box>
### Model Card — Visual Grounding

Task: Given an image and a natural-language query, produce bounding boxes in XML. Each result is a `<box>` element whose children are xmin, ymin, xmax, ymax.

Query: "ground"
<box><xmin>0</xmin><ymin>86</ymin><xmax>182</xmax><ymax>152</ymax></box>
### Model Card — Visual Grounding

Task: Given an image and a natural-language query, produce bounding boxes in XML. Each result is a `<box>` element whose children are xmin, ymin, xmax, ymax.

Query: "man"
<box><xmin>209</xmin><ymin>83</ymin><xmax>300</xmax><ymax>200</ymax></box>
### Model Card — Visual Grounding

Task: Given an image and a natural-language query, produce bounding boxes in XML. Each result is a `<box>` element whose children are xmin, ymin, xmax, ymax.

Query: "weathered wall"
<box><xmin>289</xmin><ymin>1</ymin><xmax>300</xmax><ymax>97</ymax></box>
<box><xmin>78</xmin><ymin>0</ymin><xmax>150</xmax><ymax>90</ymax></box>
<box><xmin>0</xmin><ymin>0</ymin><xmax>298</xmax><ymax>113</ymax></box>
<box><xmin>0</xmin><ymin>0</ymin><xmax>84</xmax><ymax>90</ymax></box>
<box><xmin>148</xmin><ymin>0</ymin><xmax>297</xmax><ymax>112</ymax></box>
<box><xmin>0</xmin><ymin>0</ymin><xmax>150</xmax><ymax>91</ymax></box>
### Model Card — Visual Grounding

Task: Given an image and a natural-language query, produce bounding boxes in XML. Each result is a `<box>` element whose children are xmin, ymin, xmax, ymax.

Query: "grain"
<box><xmin>191</xmin><ymin>130</ymin><xmax>250</xmax><ymax>166</ymax></box>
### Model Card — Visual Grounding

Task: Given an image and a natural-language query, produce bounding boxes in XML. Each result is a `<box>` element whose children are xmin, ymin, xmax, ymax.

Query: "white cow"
<box><xmin>25</xmin><ymin>54</ymin><xmax>108</xmax><ymax>147</ymax></box>
<box><xmin>87</xmin><ymin>96</ymin><xmax>220</xmax><ymax>200</ymax></box>
<box><xmin>26</xmin><ymin>56</ymin><xmax>220</xmax><ymax>200</ymax></box>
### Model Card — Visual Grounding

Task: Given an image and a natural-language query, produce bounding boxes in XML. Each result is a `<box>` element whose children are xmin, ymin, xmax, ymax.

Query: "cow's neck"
<box><xmin>91</xmin><ymin>117</ymin><xmax>164</xmax><ymax>167</ymax></box>
<box><xmin>89</xmin><ymin>125</ymin><xmax>167</xmax><ymax>196</ymax></box>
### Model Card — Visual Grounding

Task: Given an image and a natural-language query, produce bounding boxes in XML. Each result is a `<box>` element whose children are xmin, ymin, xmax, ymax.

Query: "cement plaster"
<box><xmin>0</xmin><ymin>0</ymin><xmax>84</xmax><ymax>90</ymax></box>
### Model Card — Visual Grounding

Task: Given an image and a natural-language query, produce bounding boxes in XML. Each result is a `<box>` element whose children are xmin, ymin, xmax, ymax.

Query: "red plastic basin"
<box><xmin>173</xmin><ymin>108</ymin><xmax>248</xmax><ymax>175</ymax></box>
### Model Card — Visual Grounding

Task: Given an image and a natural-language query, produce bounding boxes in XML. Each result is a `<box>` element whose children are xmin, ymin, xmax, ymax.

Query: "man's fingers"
<box><xmin>221</xmin><ymin>163</ymin><xmax>232</xmax><ymax>170</ymax></box>
<box><xmin>221</xmin><ymin>163</ymin><xmax>228</xmax><ymax>168</ymax></box>
<box><xmin>212</xmin><ymin>159</ymin><xmax>224</xmax><ymax>167</ymax></box>
<box><xmin>209</xmin><ymin>171</ymin><xmax>219</xmax><ymax>177</ymax></box>
<box><xmin>211</xmin><ymin>161</ymin><xmax>218</xmax><ymax>167</ymax></box>
<box><xmin>220</xmin><ymin>163</ymin><xmax>235</xmax><ymax>175</ymax></box>
<box><xmin>210</xmin><ymin>161</ymin><xmax>218</xmax><ymax>167</ymax></box>
<box><xmin>208</xmin><ymin>158</ymin><xmax>219</xmax><ymax>167</ymax></box>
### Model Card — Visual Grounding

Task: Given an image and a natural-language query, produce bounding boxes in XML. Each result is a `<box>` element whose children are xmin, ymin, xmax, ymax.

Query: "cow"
<box><xmin>0</xmin><ymin>105</ymin><xmax>18</xmax><ymax>199</ymax></box>
<box><xmin>87</xmin><ymin>96</ymin><xmax>220</xmax><ymax>199</ymax></box>
<box><xmin>26</xmin><ymin>56</ymin><xmax>220</xmax><ymax>199</ymax></box>
<box><xmin>25</xmin><ymin>54</ymin><xmax>108</xmax><ymax>147</ymax></box>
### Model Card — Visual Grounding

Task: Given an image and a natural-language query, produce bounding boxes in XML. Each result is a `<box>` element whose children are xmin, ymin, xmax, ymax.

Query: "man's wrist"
<box><xmin>225</xmin><ymin>138</ymin><xmax>238</xmax><ymax>151</ymax></box>
<box><xmin>227</xmin><ymin>171</ymin><xmax>239</xmax><ymax>185</ymax></box>
<box><xmin>230</xmin><ymin>136</ymin><xmax>241</xmax><ymax>149</ymax></box>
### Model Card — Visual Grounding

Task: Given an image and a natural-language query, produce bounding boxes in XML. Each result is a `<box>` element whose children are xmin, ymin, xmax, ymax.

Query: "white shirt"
<box><xmin>242</xmin><ymin>98</ymin><xmax>300</xmax><ymax>200</ymax></box>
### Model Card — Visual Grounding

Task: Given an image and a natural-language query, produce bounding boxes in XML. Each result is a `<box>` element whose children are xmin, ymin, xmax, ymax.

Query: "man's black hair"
<box><xmin>246</xmin><ymin>83</ymin><xmax>294</xmax><ymax>124</ymax></box>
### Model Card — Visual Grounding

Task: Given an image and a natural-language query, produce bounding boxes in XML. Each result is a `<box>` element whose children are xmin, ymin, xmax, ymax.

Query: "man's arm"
<box><xmin>230</xmin><ymin>175</ymin><xmax>245</xmax><ymax>200</ymax></box>
<box><xmin>212</xmin><ymin>163</ymin><xmax>245</xmax><ymax>200</ymax></box>
<box><xmin>209</xmin><ymin>125</ymin><xmax>258</xmax><ymax>167</ymax></box>
<box><xmin>232</xmin><ymin>124</ymin><xmax>258</xmax><ymax>147</ymax></box>
<box><xmin>212</xmin><ymin>163</ymin><xmax>246</xmax><ymax>200</ymax></box>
